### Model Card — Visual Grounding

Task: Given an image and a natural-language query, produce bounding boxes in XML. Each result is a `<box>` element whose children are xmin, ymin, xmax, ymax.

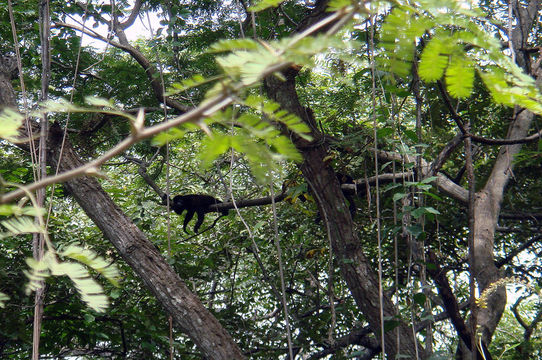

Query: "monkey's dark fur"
<box><xmin>168</xmin><ymin>194</ymin><xmax>229</xmax><ymax>234</ymax></box>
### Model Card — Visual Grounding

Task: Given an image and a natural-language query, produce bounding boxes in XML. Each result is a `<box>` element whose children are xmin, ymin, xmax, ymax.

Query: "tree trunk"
<box><xmin>264</xmin><ymin>67</ymin><xmax>423</xmax><ymax>359</ymax></box>
<box><xmin>45</xmin><ymin>124</ymin><xmax>245</xmax><ymax>359</ymax></box>
<box><xmin>45</xmin><ymin>124</ymin><xmax>245</xmax><ymax>360</ymax></box>
<box><xmin>459</xmin><ymin>0</ymin><xmax>541</xmax><ymax>356</ymax></box>
<box><xmin>0</xmin><ymin>58</ymin><xmax>244</xmax><ymax>358</ymax></box>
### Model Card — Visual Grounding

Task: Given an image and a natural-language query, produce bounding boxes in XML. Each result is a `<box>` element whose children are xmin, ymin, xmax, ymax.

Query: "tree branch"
<box><xmin>426</xmin><ymin>250</ymin><xmax>493</xmax><ymax>360</ymax></box>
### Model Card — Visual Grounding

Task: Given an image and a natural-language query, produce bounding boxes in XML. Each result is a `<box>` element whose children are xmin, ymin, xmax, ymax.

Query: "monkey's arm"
<box><xmin>183</xmin><ymin>209</ymin><xmax>196</xmax><ymax>234</ymax></box>
<box><xmin>193</xmin><ymin>209</ymin><xmax>206</xmax><ymax>234</ymax></box>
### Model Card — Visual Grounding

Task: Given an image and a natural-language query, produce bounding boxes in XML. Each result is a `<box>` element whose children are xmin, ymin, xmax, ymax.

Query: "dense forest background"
<box><xmin>1</xmin><ymin>0</ymin><xmax>542</xmax><ymax>359</ymax></box>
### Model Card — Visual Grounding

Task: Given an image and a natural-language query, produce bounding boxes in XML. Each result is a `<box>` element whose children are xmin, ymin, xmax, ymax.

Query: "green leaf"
<box><xmin>411</xmin><ymin>206</ymin><xmax>440</xmax><ymax>219</ymax></box>
<box><xmin>445</xmin><ymin>55</ymin><xmax>474</xmax><ymax>98</ymax></box>
<box><xmin>413</xmin><ymin>292</ymin><xmax>426</xmax><ymax>306</ymax></box>
<box><xmin>0</xmin><ymin>109</ymin><xmax>23</xmax><ymax>142</ymax></box>
<box><xmin>1</xmin><ymin>217</ymin><xmax>43</xmax><ymax>237</ymax></box>
<box><xmin>52</xmin><ymin>261</ymin><xmax>109</xmax><ymax>312</ymax></box>
<box><xmin>383</xmin><ymin>319</ymin><xmax>401</xmax><ymax>332</ymax></box>
<box><xmin>403</xmin><ymin>129</ymin><xmax>418</xmax><ymax>142</ymax></box>
<box><xmin>208</xmin><ymin>39</ymin><xmax>260</xmax><ymax>53</ymax></box>
<box><xmin>216</xmin><ymin>50</ymin><xmax>277</xmax><ymax>85</ymax></box>
<box><xmin>199</xmin><ymin>133</ymin><xmax>233</xmax><ymax>169</ymax></box>
<box><xmin>421</xmin><ymin>176</ymin><xmax>438</xmax><ymax>183</ymax></box>
<box><xmin>423</xmin><ymin>191</ymin><xmax>442</xmax><ymax>201</ymax></box>
<box><xmin>60</xmin><ymin>245</ymin><xmax>121</xmax><ymax>287</ymax></box>
<box><xmin>268</xmin><ymin>135</ymin><xmax>302</xmax><ymax>162</ymax></box>
<box><xmin>243</xmin><ymin>95</ymin><xmax>311</xmax><ymax>139</ymax></box>
<box><xmin>377</xmin><ymin>127</ymin><xmax>393</xmax><ymax>138</ymax></box>
<box><xmin>419</xmin><ymin>37</ymin><xmax>450</xmax><ymax>82</ymax></box>
<box><xmin>84</xmin><ymin>96</ymin><xmax>113</xmax><ymax>107</ymax></box>
<box><xmin>380</xmin><ymin>7</ymin><xmax>434</xmax><ymax>78</ymax></box>
<box><xmin>423</xmin><ymin>206</ymin><xmax>440</xmax><ymax>215</ymax></box>
<box><xmin>25</xmin><ymin>246</ymin><xmax>116</xmax><ymax>313</ymax></box>
<box><xmin>249</xmin><ymin>0</ymin><xmax>286</xmax><ymax>12</ymax></box>
<box><xmin>328</xmin><ymin>0</ymin><xmax>351</xmax><ymax>11</ymax></box>
<box><xmin>167</xmin><ymin>74</ymin><xmax>209</xmax><ymax>95</ymax></box>
<box><xmin>0</xmin><ymin>292</ymin><xmax>9</xmax><ymax>308</ymax></box>
<box><xmin>152</xmin><ymin>128</ymin><xmax>187</xmax><ymax>146</ymax></box>
<box><xmin>406</xmin><ymin>224</ymin><xmax>423</xmax><ymax>238</ymax></box>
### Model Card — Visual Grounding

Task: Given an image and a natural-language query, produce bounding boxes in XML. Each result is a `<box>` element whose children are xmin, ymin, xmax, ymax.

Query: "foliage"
<box><xmin>381</xmin><ymin>0</ymin><xmax>542</xmax><ymax>111</ymax></box>
<box><xmin>1</xmin><ymin>0</ymin><xmax>542</xmax><ymax>358</ymax></box>
<box><xmin>0</xmin><ymin>109</ymin><xmax>23</xmax><ymax>142</ymax></box>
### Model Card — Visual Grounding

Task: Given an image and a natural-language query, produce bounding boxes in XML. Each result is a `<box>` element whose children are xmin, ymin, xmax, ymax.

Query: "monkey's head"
<box><xmin>169</xmin><ymin>195</ymin><xmax>187</xmax><ymax>215</ymax></box>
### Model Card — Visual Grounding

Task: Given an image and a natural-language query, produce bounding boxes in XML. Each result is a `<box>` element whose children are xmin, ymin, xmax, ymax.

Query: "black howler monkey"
<box><xmin>167</xmin><ymin>194</ymin><xmax>229</xmax><ymax>234</ymax></box>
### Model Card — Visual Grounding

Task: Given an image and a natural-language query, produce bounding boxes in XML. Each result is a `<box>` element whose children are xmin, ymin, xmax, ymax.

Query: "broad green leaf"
<box><xmin>377</xmin><ymin>127</ymin><xmax>393</xmax><ymax>138</ymax></box>
<box><xmin>421</xmin><ymin>176</ymin><xmax>438</xmax><ymax>183</ymax></box>
<box><xmin>406</xmin><ymin>224</ymin><xmax>423</xmax><ymax>238</ymax></box>
<box><xmin>411</xmin><ymin>206</ymin><xmax>440</xmax><ymax>219</ymax></box>
<box><xmin>413</xmin><ymin>292</ymin><xmax>426</xmax><ymax>306</ymax></box>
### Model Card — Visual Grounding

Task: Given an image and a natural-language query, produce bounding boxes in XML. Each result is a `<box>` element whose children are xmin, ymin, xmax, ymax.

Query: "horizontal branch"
<box><xmin>375</xmin><ymin>149</ymin><xmax>469</xmax><ymax>203</ymax></box>
<box><xmin>496</xmin><ymin>234</ymin><xmax>542</xmax><ymax>268</ymax></box>
<box><xmin>209</xmin><ymin>193</ymin><xmax>287</xmax><ymax>213</ymax></box>
<box><xmin>3</xmin><ymin>9</ymin><xmax>355</xmax><ymax>205</ymax></box>
<box><xmin>0</xmin><ymin>93</ymin><xmax>235</xmax><ymax>204</ymax></box>
<box><xmin>500</xmin><ymin>212</ymin><xmax>542</xmax><ymax>221</ymax></box>
<box><xmin>437</xmin><ymin>78</ymin><xmax>542</xmax><ymax>145</ymax></box>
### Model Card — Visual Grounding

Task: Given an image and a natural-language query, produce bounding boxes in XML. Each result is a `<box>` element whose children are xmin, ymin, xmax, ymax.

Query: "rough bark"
<box><xmin>471</xmin><ymin>110</ymin><xmax>536</xmax><ymax>344</ymax></box>
<box><xmin>264</xmin><ymin>67</ymin><xmax>423</xmax><ymax>359</ymax></box>
<box><xmin>45</xmin><ymin>124</ymin><xmax>246</xmax><ymax>360</ymax></box>
<box><xmin>0</xmin><ymin>55</ymin><xmax>17</xmax><ymax>109</ymax></box>
<box><xmin>0</xmin><ymin>56</ymin><xmax>244</xmax><ymax>360</ymax></box>
<box><xmin>459</xmin><ymin>0</ymin><xmax>541</xmax><ymax>356</ymax></box>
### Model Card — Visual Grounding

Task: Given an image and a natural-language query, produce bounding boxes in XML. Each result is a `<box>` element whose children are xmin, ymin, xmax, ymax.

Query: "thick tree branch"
<box><xmin>118</xmin><ymin>0</ymin><xmax>143</xmax><ymax>30</ymax></box>
<box><xmin>375</xmin><ymin>149</ymin><xmax>469</xmax><ymax>203</ymax></box>
<box><xmin>496</xmin><ymin>234</ymin><xmax>542</xmax><ymax>268</ymax></box>
<box><xmin>54</xmin><ymin>21</ymin><xmax>191</xmax><ymax>114</ymax></box>
<box><xmin>426</xmin><ymin>251</ymin><xmax>493</xmax><ymax>360</ymax></box>
<box><xmin>1</xmin><ymin>93</ymin><xmax>234</xmax><ymax>204</ymax></box>
<box><xmin>307</xmin><ymin>326</ymin><xmax>379</xmax><ymax>360</ymax></box>
<box><xmin>437</xmin><ymin>80</ymin><xmax>542</xmax><ymax>145</ymax></box>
